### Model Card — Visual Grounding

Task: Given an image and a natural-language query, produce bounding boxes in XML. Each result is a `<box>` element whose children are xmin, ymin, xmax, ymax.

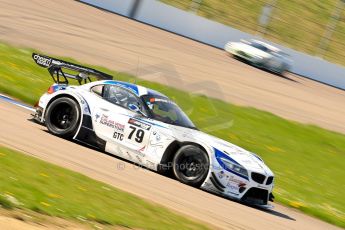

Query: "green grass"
<box><xmin>160</xmin><ymin>0</ymin><xmax>345</xmax><ymax>66</ymax></box>
<box><xmin>0</xmin><ymin>42</ymin><xmax>345</xmax><ymax>228</ymax></box>
<box><xmin>0</xmin><ymin>195</ymin><xmax>15</xmax><ymax>210</ymax></box>
<box><xmin>0</xmin><ymin>146</ymin><xmax>209</xmax><ymax>230</ymax></box>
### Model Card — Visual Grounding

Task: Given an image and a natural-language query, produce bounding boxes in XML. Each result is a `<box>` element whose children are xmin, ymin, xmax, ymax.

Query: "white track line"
<box><xmin>0</xmin><ymin>94</ymin><xmax>35</xmax><ymax>112</ymax></box>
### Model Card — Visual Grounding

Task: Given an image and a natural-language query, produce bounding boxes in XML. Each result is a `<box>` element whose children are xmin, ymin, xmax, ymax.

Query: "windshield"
<box><xmin>249</xmin><ymin>42</ymin><xmax>270</xmax><ymax>52</ymax></box>
<box><xmin>142</xmin><ymin>95</ymin><xmax>196</xmax><ymax>129</ymax></box>
<box><xmin>276</xmin><ymin>50</ymin><xmax>290</xmax><ymax>57</ymax></box>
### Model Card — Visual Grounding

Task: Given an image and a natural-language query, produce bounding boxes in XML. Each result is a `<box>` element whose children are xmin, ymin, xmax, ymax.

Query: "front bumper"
<box><xmin>201</xmin><ymin>163</ymin><xmax>274</xmax><ymax>206</ymax></box>
<box><xmin>226</xmin><ymin>48</ymin><xmax>267</xmax><ymax>66</ymax></box>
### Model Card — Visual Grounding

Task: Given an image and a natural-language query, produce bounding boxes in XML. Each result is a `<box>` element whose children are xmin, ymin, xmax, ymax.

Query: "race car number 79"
<box><xmin>128</xmin><ymin>126</ymin><xmax>145</xmax><ymax>143</ymax></box>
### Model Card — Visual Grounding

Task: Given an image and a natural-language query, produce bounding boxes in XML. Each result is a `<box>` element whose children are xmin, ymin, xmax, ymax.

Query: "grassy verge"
<box><xmin>160</xmin><ymin>0</ymin><xmax>345</xmax><ymax>66</ymax></box>
<box><xmin>0</xmin><ymin>42</ymin><xmax>344</xmax><ymax>228</ymax></box>
<box><xmin>0</xmin><ymin>146</ymin><xmax>209</xmax><ymax>230</ymax></box>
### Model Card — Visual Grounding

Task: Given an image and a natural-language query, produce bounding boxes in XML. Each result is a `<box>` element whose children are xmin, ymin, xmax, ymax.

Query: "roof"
<box><xmin>250</xmin><ymin>39</ymin><xmax>281</xmax><ymax>52</ymax></box>
<box><xmin>101</xmin><ymin>80</ymin><xmax>168</xmax><ymax>98</ymax></box>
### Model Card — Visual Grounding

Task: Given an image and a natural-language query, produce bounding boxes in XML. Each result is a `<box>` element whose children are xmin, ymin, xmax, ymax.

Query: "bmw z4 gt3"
<box><xmin>32</xmin><ymin>53</ymin><xmax>275</xmax><ymax>207</ymax></box>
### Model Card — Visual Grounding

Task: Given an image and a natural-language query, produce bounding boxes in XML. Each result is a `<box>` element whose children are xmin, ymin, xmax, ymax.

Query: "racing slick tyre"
<box><xmin>45</xmin><ymin>97</ymin><xmax>81</xmax><ymax>139</ymax></box>
<box><xmin>172</xmin><ymin>145</ymin><xmax>209</xmax><ymax>187</ymax></box>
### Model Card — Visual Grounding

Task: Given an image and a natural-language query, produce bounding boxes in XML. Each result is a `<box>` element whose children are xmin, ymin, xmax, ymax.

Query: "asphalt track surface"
<box><xmin>0</xmin><ymin>0</ymin><xmax>343</xmax><ymax>229</ymax></box>
<box><xmin>0</xmin><ymin>101</ymin><xmax>340</xmax><ymax>230</ymax></box>
<box><xmin>1</xmin><ymin>0</ymin><xmax>345</xmax><ymax>134</ymax></box>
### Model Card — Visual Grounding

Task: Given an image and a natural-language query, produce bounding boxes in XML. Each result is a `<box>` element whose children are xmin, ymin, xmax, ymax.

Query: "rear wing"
<box><xmin>32</xmin><ymin>53</ymin><xmax>113</xmax><ymax>85</ymax></box>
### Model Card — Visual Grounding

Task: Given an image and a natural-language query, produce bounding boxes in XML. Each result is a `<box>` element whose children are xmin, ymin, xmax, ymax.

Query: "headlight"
<box><xmin>219</xmin><ymin>157</ymin><xmax>248</xmax><ymax>177</ymax></box>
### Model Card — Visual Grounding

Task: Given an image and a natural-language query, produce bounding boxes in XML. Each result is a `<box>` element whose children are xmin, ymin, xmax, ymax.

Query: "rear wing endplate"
<box><xmin>32</xmin><ymin>53</ymin><xmax>113</xmax><ymax>84</ymax></box>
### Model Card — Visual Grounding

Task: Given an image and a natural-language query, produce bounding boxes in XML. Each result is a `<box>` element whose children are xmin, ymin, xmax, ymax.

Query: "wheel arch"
<box><xmin>45</xmin><ymin>93</ymin><xmax>79</xmax><ymax>112</ymax></box>
<box><xmin>158</xmin><ymin>140</ymin><xmax>210</xmax><ymax>175</ymax></box>
<box><xmin>43</xmin><ymin>92</ymin><xmax>91</xmax><ymax>140</ymax></box>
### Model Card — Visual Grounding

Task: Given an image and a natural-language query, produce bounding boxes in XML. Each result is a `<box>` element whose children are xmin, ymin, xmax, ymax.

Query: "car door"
<box><xmin>91</xmin><ymin>84</ymin><xmax>152</xmax><ymax>162</ymax></box>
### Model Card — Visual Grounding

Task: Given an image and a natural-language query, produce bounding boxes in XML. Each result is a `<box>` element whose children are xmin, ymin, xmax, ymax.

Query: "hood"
<box><xmin>140</xmin><ymin>118</ymin><xmax>273</xmax><ymax>176</ymax></box>
<box><xmin>232</xmin><ymin>42</ymin><xmax>272</xmax><ymax>59</ymax></box>
<box><xmin>194</xmin><ymin>130</ymin><xmax>273</xmax><ymax>176</ymax></box>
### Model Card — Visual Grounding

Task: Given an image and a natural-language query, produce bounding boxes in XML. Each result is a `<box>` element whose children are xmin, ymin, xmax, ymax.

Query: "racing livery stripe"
<box><xmin>214</xmin><ymin>148</ymin><xmax>249</xmax><ymax>180</ymax></box>
<box><xmin>103</xmin><ymin>80</ymin><xmax>139</xmax><ymax>95</ymax></box>
<box><xmin>135</xmin><ymin>118</ymin><xmax>168</xmax><ymax>129</ymax></box>
<box><xmin>118</xmin><ymin>113</ymin><xmax>168</xmax><ymax>129</ymax></box>
<box><xmin>147</xmin><ymin>89</ymin><xmax>167</xmax><ymax>97</ymax></box>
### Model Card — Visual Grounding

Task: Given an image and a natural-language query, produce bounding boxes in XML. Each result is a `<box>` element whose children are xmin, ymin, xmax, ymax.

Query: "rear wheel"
<box><xmin>172</xmin><ymin>145</ymin><xmax>209</xmax><ymax>187</ymax></box>
<box><xmin>45</xmin><ymin>97</ymin><xmax>80</xmax><ymax>138</ymax></box>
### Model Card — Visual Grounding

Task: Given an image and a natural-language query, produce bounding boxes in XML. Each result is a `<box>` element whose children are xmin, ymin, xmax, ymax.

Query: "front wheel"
<box><xmin>45</xmin><ymin>97</ymin><xmax>81</xmax><ymax>138</ymax></box>
<box><xmin>172</xmin><ymin>145</ymin><xmax>209</xmax><ymax>187</ymax></box>
<box><xmin>278</xmin><ymin>64</ymin><xmax>289</xmax><ymax>76</ymax></box>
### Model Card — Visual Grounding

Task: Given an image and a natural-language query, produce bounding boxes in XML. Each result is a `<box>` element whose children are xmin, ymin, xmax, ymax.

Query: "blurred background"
<box><xmin>161</xmin><ymin>0</ymin><xmax>345</xmax><ymax>66</ymax></box>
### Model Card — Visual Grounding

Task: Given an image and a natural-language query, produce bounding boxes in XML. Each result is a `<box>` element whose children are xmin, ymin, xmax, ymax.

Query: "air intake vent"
<box><xmin>241</xmin><ymin>187</ymin><xmax>268</xmax><ymax>205</ymax></box>
<box><xmin>266</xmin><ymin>176</ymin><xmax>274</xmax><ymax>185</ymax></box>
<box><xmin>251</xmin><ymin>172</ymin><xmax>266</xmax><ymax>184</ymax></box>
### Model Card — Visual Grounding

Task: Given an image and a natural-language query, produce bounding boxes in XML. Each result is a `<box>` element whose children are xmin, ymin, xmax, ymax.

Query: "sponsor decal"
<box><xmin>218</xmin><ymin>171</ymin><xmax>225</xmax><ymax>179</ymax></box>
<box><xmin>216</xmin><ymin>170</ymin><xmax>231</xmax><ymax>179</ymax></box>
<box><xmin>227</xmin><ymin>182</ymin><xmax>238</xmax><ymax>190</ymax></box>
<box><xmin>152</xmin><ymin>131</ymin><xmax>161</xmax><ymax>141</ymax></box>
<box><xmin>100</xmin><ymin>115</ymin><xmax>125</xmax><ymax>132</ymax></box>
<box><xmin>128</xmin><ymin>118</ymin><xmax>151</xmax><ymax>131</ymax></box>
<box><xmin>114</xmin><ymin>123</ymin><xmax>125</xmax><ymax>132</ymax></box>
<box><xmin>228</xmin><ymin>176</ymin><xmax>245</xmax><ymax>184</ymax></box>
<box><xmin>113</xmin><ymin>132</ymin><xmax>124</xmax><ymax>141</ymax></box>
<box><xmin>33</xmin><ymin>54</ymin><xmax>52</xmax><ymax>67</ymax></box>
<box><xmin>226</xmin><ymin>181</ymin><xmax>239</xmax><ymax>195</ymax></box>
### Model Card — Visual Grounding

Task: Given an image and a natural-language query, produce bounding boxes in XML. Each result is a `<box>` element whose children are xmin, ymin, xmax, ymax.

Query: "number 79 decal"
<box><xmin>128</xmin><ymin>125</ymin><xmax>145</xmax><ymax>143</ymax></box>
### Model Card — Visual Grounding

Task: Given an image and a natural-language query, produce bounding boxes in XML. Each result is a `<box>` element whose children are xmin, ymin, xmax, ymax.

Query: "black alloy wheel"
<box><xmin>45</xmin><ymin>97</ymin><xmax>80</xmax><ymax>138</ymax></box>
<box><xmin>172</xmin><ymin>145</ymin><xmax>209</xmax><ymax>187</ymax></box>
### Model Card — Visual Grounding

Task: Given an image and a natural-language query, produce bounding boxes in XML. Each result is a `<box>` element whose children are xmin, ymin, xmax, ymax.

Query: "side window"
<box><xmin>103</xmin><ymin>85</ymin><xmax>147</xmax><ymax>115</ymax></box>
<box><xmin>91</xmin><ymin>85</ymin><xmax>104</xmax><ymax>97</ymax></box>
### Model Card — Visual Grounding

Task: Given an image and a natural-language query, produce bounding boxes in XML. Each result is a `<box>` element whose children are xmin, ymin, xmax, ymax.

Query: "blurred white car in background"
<box><xmin>225</xmin><ymin>39</ymin><xmax>293</xmax><ymax>75</ymax></box>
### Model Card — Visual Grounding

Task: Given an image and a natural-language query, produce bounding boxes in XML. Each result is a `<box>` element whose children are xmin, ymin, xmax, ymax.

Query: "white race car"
<box><xmin>225</xmin><ymin>39</ymin><xmax>292</xmax><ymax>75</ymax></box>
<box><xmin>32</xmin><ymin>53</ymin><xmax>275</xmax><ymax>207</ymax></box>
